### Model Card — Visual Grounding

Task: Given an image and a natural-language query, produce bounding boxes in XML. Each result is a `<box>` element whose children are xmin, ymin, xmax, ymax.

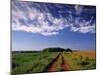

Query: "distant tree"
<box><xmin>42</xmin><ymin>47</ymin><xmax>66</xmax><ymax>52</ymax></box>
<box><xmin>66</xmin><ymin>48</ymin><xmax>72</xmax><ymax>53</ymax></box>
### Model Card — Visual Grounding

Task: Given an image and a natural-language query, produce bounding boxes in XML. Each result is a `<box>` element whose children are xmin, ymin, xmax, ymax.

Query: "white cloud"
<box><xmin>71</xmin><ymin>26</ymin><xmax>79</xmax><ymax>32</ymax></box>
<box><xmin>12</xmin><ymin>1</ymin><xmax>69</xmax><ymax>36</ymax></box>
<box><xmin>12</xmin><ymin>1</ymin><xmax>96</xmax><ymax>36</ymax></box>
<box><xmin>70</xmin><ymin>21</ymin><xmax>95</xmax><ymax>33</ymax></box>
<box><xmin>74</xmin><ymin>5</ymin><xmax>83</xmax><ymax>15</ymax></box>
<box><xmin>79</xmin><ymin>25</ymin><xmax>95</xmax><ymax>33</ymax></box>
<box><xmin>41</xmin><ymin>31</ymin><xmax>59</xmax><ymax>36</ymax></box>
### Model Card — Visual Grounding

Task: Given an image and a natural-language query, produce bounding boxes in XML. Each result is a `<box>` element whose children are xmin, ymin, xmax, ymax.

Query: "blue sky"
<box><xmin>12</xmin><ymin>0</ymin><xmax>96</xmax><ymax>51</ymax></box>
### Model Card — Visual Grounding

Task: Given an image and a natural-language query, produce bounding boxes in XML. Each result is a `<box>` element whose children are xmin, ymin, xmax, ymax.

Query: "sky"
<box><xmin>12</xmin><ymin>0</ymin><xmax>96</xmax><ymax>51</ymax></box>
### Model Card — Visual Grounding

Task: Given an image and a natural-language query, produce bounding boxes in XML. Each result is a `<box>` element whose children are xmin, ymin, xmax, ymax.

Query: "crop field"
<box><xmin>12</xmin><ymin>50</ymin><xmax>96</xmax><ymax>75</ymax></box>
<box><xmin>11</xmin><ymin>1</ymin><xmax>96</xmax><ymax>75</ymax></box>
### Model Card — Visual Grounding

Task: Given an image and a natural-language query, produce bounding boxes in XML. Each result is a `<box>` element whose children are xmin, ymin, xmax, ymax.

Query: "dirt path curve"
<box><xmin>43</xmin><ymin>53</ymin><xmax>61</xmax><ymax>72</ymax></box>
<box><xmin>43</xmin><ymin>52</ymin><xmax>70</xmax><ymax>72</ymax></box>
<box><xmin>47</xmin><ymin>53</ymin><xmax>61</xmax><ymax>71</ymax></box>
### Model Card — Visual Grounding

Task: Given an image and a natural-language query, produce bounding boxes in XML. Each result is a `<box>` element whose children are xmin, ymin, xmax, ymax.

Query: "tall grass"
<box><xmin>12</xmin><ymin>52</ymin><xmax>59</xmax><ymax>74</ymax></box>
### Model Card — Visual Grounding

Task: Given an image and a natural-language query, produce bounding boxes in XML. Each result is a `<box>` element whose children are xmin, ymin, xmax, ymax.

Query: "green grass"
<box><xmin>56</xmin><ymin>54</ymin><xmax>62</xmax><ymax>71</ymax></box>
<box><xmin>12</xmin><ymin>52</ymin><xmax>59</xmax><ymax>75</ymax></box>
<box><xmin>12</xmin><ymin>51</ymin><xmax>96</xmax><ymax>75</ymax></box>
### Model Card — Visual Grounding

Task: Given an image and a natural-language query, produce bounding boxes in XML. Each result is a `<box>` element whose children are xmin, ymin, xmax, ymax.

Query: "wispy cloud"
<box><xmin>70</xmin><ymin>16</ymin><xmax>95</xmax><ymax>33</ymax></box>
<box><xmin>12</xmin><ymin>0</ymin><xmax>96</xmax><ymax>36</ymax></box>
<box><xmin>74</xmin><ymin>5</ymin><xmax>83</xmax><ymax>15</ymax></box>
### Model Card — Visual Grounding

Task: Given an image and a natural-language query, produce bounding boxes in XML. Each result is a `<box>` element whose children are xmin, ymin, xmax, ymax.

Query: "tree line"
<box><xmin>12</xmin><ymin>48</ymin><xmax>72</xmax><ymax>53</ymax></box>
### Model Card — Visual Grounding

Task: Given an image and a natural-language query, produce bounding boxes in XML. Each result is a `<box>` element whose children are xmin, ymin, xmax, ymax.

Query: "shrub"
<box><xmin>66</xmin><ymin>48</ymin><xmax>72</xmax><ymax>53</ymax></box>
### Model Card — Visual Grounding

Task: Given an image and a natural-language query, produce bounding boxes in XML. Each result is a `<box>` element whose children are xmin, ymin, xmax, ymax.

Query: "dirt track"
<box><xmin>61</xmin><ymin>54</ymin><xmax>70</xmax><ymax>71</ymax></box>
<box><xmin>43</xmin><ymin>52</ymin><xmax>70</xmax><ymax>72</ymax></box>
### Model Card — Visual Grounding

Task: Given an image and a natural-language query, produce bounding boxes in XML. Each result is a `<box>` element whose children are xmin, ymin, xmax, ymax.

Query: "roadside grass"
<box><xmin>12</xmin><ymin>52</ymin><xmax>59</xmax><ymax>74</ymax></box>
<box><xmin>63</xmin><ymin>51</ymin><xmax>96</xmax><ymax>70</ymax></box>
<box><xmin>63</xmin><ymin>52</ymin><xmax>81</xmax><ymax>70</ymax></box>
<box><xmin>31</xmin><ymin>52</ymin><xmax>59</xmax><ymax>73</ymax></box>
<box><xmin>56</xmin><ymin>54</ymin><xmax>62</xmax><ymax>71</ymax></box>
<box><xmin>12</xmin><ymin>51</ymin><xmax>96</xmax><ymax>75</ymax></box>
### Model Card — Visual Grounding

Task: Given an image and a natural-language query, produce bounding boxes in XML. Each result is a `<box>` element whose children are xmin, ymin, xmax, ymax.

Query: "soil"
<box><xmin>44</xmin><ymin>52</ymin><xmax>70</xmax><ymax>72</ymax></box>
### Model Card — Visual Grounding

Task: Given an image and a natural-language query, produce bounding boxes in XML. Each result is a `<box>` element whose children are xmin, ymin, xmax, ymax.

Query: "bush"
<box><xmin>66</xmin><ymin>48</ymin><xmax>72</xmax><ymax>53</ymax></box>
<box><xmin>78</xmin><ymin>56</ymin><xmax>90</xmax><ymax>66</ymax></box>
<box><xmin>80</xmin><ymin>61</ymin><xmax>89</xmax><ymax>66</ymax></box>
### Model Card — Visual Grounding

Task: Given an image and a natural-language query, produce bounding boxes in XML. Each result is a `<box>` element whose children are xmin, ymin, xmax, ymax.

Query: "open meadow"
<box><xmin>12</xmin><ymin>50</ymin><xmax>96</xmax><ymax>75</ymax></box>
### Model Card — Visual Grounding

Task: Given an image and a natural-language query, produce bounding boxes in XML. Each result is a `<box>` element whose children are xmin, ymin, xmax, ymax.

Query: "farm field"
<box><xmin>12</xmin><ymin>50</ymin><xmax>96</xmax><ymax>75</ymax></box>
<box><xmin>11</xmin><ymin>1</ymin><xmax>96</xmax><ymax>75</ymax></box>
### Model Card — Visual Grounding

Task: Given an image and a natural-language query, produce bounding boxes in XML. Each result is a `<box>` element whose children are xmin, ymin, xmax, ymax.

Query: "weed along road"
<box><xmin>61</xmin><ymin>53</ymin><xmax>70</xmax><ymax>71</ymax></box>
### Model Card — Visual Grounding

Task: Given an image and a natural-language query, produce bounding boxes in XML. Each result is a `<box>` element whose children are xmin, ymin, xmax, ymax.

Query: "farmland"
<box><xmin>12</xmin><ymin>50</ymin><xmax>96</xmax><ymax>75</ymax></box>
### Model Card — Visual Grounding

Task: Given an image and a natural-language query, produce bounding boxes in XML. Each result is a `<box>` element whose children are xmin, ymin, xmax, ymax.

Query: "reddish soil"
<box><xmin>47</xmin><ymin>53</ymin><xmax>61</xmax><ymax>72</ymax></box>
<box><xmin>44</xmin><ymin>52</ymin><xmax>70</xmax><ymax>72</ymax></box>
<box><xmin>61</xmin><ymin>62</ymin><xmax>70</xmax><ymax>71</ymax></box>
<box><xmin>48</xmin><ymin>62</ymin><xmax>57</xmax><ymax>72</ymax></box>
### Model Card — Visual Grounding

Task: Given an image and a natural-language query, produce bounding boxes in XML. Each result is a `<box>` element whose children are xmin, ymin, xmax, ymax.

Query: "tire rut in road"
<box><xmin>43</xmin><ymin>53</ymin><xmax>61</xmax><ymax>72</ymax></box>
<box><xmin>61</xmin><ymin>54</ymin><xmax>70</xmax><ymax>71</ymax></box>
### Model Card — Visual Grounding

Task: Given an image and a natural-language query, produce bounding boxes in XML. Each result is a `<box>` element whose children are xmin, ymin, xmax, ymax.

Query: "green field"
<box><xmin>12</xmin><ymin>50</ymin><xmax>96</xmax><ymax>75</ymax></box>
<box><xmin>12</xmin><ymin>52</ymin><xmax>59</xmax><ymax>74</ymax></box>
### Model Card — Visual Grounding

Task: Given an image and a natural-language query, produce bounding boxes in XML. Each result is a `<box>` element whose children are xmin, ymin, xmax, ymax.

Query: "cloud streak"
<box><xmin>12</xmin><ymin>0</ymin><xmax>96</xmax><ymax>36</ymax></box>
<box><xmin>74</xmin><ymin>5</ymin><xmax>83</xmax><ymax>15</ymax></box>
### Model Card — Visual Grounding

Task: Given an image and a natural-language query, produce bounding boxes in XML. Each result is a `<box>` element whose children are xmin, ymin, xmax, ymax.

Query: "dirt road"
<box><xmin>43</xmin><ymin>52</ymin><xmax>70</xmax><ymax>72</ymax></box>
